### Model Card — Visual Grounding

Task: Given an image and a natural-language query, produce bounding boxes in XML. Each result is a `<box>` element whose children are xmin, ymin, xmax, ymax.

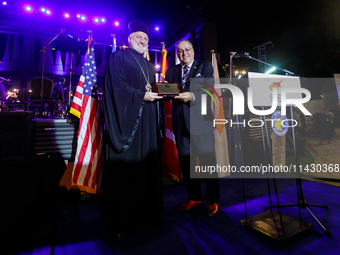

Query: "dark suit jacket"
<box><xmin>165</xmin><ymin>59</ymin><xmax>214</xmax><ymax>136</ymax></box>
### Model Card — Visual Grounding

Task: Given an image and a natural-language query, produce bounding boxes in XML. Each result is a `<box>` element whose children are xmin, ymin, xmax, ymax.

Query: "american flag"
<box><xmin>70</xmin><ymin>43</ymin><xmax>103</xmax><ymax>194</ymax></box>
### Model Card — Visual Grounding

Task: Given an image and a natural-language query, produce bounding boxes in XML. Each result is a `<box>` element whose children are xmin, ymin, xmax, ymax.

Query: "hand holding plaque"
<box><xmin>153</xmin><ymin>82</ymin><xmax>183</xmax><ymax>97</ymax></box>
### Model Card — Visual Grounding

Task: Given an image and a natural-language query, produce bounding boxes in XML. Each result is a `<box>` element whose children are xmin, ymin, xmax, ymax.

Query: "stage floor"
<box><xmin>4</xmin><ymin>177</ymin><xmax>340</xmax><ymax>255</ymax></box>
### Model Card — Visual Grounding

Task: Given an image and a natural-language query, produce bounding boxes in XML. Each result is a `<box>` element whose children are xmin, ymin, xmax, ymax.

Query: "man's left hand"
<box><xmin>174</xmin><ymin>92</ymin><xmax>193</xmax><ymax>103</ymax></box>
<box><xmin>144</xmin><ymin>92</ymin><xmax>163</xmax><ymax>101</ymax></box>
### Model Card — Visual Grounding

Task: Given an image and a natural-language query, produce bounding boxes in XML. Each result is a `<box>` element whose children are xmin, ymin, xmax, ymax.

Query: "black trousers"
<box><xmin>175</xmin><ymin>123</ymin><xmax>220</xmax><ymax>203</ymax></box>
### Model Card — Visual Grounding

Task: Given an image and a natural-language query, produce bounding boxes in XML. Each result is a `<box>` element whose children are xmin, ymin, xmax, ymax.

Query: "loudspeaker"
<box><xmin>0</xmin><ymin>112</ymin><xmax>33</xmax><ymax>160</ymax></box>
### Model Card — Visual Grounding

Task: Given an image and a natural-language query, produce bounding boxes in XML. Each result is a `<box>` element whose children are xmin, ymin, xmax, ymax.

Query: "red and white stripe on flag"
<box><xmin>160</xmin><ymin>46</ymin><xmax>180</xmax><ymax>182</ymax></box>
<box><xmin>71</xmin><ymin>93</ymin><xmax>103</xmax><ymax>194</ymax></box>
<box><xmin>162</xmin><ymin>101</ymin><xmax>180</xmax><ymax>181</ymax></box>
<box><xmin>70</xmin><ymin>44</ymin><xmax>103</xmax><ymax>194</ymax></box>
<box><xmin>70</xmin><ymin>76</ymin><xmax>84</xmax><ymax>118</ymax></box>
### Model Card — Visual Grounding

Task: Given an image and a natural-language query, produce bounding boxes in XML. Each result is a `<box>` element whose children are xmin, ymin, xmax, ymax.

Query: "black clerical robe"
<box><xmin>101</xmin><ymin>48</ymin><xmax>163</xmax><ymax>233</ymax></box>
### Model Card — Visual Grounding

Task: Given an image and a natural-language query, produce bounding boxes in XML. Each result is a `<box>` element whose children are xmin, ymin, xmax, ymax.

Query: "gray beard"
<box><xmin>130</xmin><ymin>40</ymin><xmax>147</xmax><ymax>54</ymax></box>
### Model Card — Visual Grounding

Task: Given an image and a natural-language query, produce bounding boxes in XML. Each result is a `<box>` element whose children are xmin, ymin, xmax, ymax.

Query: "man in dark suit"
<box><xmin>165</xmin><ymin>40</ymin><xmax>220</xmax><ymax>217</ymax></box>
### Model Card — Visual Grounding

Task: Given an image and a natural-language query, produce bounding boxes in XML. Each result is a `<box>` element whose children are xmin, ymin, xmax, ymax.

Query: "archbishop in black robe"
<box><xmin>101</xmin><ymin>48</ymin><xmax>163</xmax><ymax>234</ymax></box>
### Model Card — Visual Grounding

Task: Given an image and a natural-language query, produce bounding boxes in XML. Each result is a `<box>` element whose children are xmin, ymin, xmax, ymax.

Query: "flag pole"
<box><xmin>160</xmin><ymin>42</ymin><xmax>166</xmax><ymax>82</ymax></box>
<box><xmin>111</xmin><ymin>34</ymin><xmax>116</xmax><ymax>53</ymax></box>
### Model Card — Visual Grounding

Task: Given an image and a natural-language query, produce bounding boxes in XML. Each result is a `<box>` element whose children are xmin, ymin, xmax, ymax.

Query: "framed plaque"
<box><xmin>153</xmin><ymin>82</ymin><xmax>182</xmax><ymax>97</ymax></box>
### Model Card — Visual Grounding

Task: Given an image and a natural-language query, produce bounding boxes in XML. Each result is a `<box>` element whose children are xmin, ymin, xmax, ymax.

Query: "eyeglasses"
<box><xmin>177</xmin><ymin>48</ymin><xmax>192</xmax><ymax>54</ymax></box>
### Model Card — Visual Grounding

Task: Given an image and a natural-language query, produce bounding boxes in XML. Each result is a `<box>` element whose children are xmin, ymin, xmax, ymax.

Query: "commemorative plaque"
<box><xmin>153</xmin><ymin>82</ymin><xmax>183</xmax><ymax>97</ymax></box>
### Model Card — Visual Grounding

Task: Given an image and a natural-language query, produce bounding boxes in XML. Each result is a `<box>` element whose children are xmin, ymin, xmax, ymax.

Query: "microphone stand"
<box><xmin>32</xmin><ymin>29</ymin><xmax>65</xmax><ymax>118</ymax></box>
<box><xmin>61</xmin><ymin>47</ymin><xmax>74</xmax><ymax>119</ymax></box>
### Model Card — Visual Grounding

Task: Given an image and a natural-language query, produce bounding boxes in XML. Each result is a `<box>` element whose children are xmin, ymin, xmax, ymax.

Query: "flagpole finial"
<box><xmin>87</xmin><ymin>30</ymin><xmax>93</xmax><ymax>35</ymax></box>
<box><xmin>210</xmin><ymin>50</ymin><xmax>215</xmax><ymax>53</ymax></box>
<box><xmin>160</xmin><ymin>42</ymin><xmax>165</xmax><ymax>48</ymax></box>
<box><xmin>111</xmin><ymin>34</ymin><xmax>116</xmax><ymax>38</ymax></box>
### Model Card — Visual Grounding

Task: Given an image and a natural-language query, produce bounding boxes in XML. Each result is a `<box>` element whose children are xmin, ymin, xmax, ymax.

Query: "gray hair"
<box><xmin>176</xmin><ymin>39</ymin><xmax>193</xmax><ymax>50</ymax></box>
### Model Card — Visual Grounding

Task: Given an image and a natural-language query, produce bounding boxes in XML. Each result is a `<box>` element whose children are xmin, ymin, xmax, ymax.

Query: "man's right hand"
<box><xmin>144</xmin><ymin>92</ymin><xmax>163</xmax><ymax>101</ymax></box>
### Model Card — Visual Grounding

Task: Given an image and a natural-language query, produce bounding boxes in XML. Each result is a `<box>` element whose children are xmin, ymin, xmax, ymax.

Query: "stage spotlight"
<box><xmin>25</xmin><ymin>6</ymin><xmax>32</xmax><ymax>12</ymax></box>
<box><xmin>46</xmin><ymin>10</ymin><xmax>51</xmax><ymax>15</ymax></box>
<box><xmin>41</xmin><ymin>8</ymin><xmax>46</xmax><ymax>12</ymax></box>
<box><xmin>2</xmin><ymin>1</ymin><xmax>7</xmax><ymax>5</ymax></box>
<box><xmin>265</xmin><ymin>67</ymin><xmax>276</xmax><ymax>74</ymax></box>
<box><xmin>77</xmin><ymin>14</ymin><xmax>80</xmax><ymax>18</ymax></box>
<box><xmin>155</xmin><ymin>64</ymin><xmax>160</xmax><ymax>69</ymax></box>
<box><xmin>114</xmin><ymin>21</ymin><xmax>119</xmax><ymax>26</ymax></box>
<box><xmin>64</xmin><ymin>13</ymin><xmax>70</xmax><ymax>18</ymax></box>
<box><xmin>81</xmin><ymin>16</ymin><xmax>86</xmax><ymax>21</ymax></box>
<box><xmin>101</xmin><ymin>18</ymin><xmax>105</xmax><ymax>23</ymax></box>
<box><xmin>94</xmin><ymin>18</ymin><xmax>99</xmax><ymax>23</ymax></box>
<box><xmin>155</xmin><ymin>27</ymin><xmax>159</xmax><ymax>31</ymax></box>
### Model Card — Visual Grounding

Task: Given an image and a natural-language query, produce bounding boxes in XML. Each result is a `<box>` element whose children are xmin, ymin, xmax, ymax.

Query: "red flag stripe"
<box><xmin>83</xmin><ymin>100</ymin><xmax>99</xmax><ymax>186</ymax></box>
<box><xmin>73</xmin><ymin>96</ymin><xmax>92</xmax><ymax>183</ymax></box>
<box><xmin>70</xmin><ymin>44</ymin><xmax>103</xmax><ymax>194</ymax></box>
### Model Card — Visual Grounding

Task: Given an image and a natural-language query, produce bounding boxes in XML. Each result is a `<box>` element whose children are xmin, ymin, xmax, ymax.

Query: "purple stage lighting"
<box><xmin>81</xmin><ymin>16</ymin><xmax>86</xmax><ymax>21</ymax></box>
<box><xmin>114</xmin><ymin>21</ymin><xmax>119</xmax><ymax>26</ymax></box>
<box><xmin>2</xmin><ymin>1</ymin><xmax>7</xmax><ymax>5</ymax></box>
<box><xmin>25</xmin><ymin>6</ymin><xmax>32</xmax><ymax>12</ymax></box>
<box><xmin>155</xmin><ymin>27</ymin><xmax>159</xmax><ymax>31</ymax></box>
<box><xmin>77</xmin><ymin>14</ymin><xmax>80</xmax><ymax>18</ymax></box>
<box><xmin>94</xmin><ymin>18</ymin><xmax>99</xmax><ymax>23</ymax></box>
<box><xmin>64</xmin><ymin>13</ymin><xmax>69</xmax><ymax>18</ymax></box>
<box><xmin>101</xmin><ymin>18</ymin><xmax>105</xmax><ymax>23</ymax></box>
<box><xmin>41</xmin><ymin>8</ymin><xmax>46</xmax><ymax>12</ymax></box>
<box><xmin>46</xmin><ymin>10</ymin><xmax>51</xmax><ymax>15</ymax></box>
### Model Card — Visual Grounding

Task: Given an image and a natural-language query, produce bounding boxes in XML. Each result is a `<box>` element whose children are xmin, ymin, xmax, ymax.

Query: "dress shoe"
<box><xmin>207</xmin><ymin>203</ymin><xmax>219</xmax><ymax>217</ymax></box>
<box><xmin>178</xmin><ymin>200</ymin><xmax>203</xmax><ymax>212</ymax></box>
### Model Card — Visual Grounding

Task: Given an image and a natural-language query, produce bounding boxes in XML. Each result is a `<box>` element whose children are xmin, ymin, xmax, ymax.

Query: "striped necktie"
<box><xmin>182</xmin><ymin>65</ymin><xmax>189</xmax><ymax>89</ymax></box>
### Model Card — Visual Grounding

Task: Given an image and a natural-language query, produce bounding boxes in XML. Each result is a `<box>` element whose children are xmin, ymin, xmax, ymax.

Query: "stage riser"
<box><xmin>32</xmin><ymin>119</ymin><xmax>79</xmax><ymax>161</ymax></box>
